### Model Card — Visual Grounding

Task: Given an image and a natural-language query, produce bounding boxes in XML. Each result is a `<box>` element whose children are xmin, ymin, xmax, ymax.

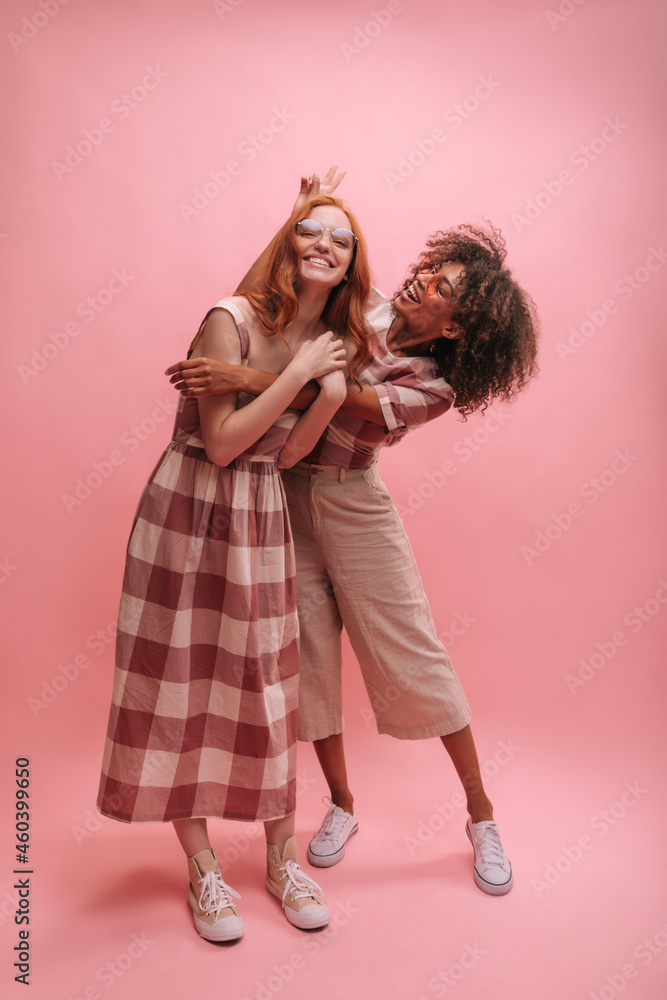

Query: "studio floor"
<box><xmin>7</xmin><ymin>700</ymin><xmax>665</xmax><ymax>1000</ymax></box>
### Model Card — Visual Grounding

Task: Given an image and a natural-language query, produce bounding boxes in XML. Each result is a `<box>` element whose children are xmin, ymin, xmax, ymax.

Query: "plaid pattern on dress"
<box><xmin>97</xmin><ymin>301</ymin><xmax>300</xmax><ymax>824</ymax></box>
<box><xmin>305</xmin><ymin>288</ymin><xmax>455</xmax><ymax>468</ymax></box>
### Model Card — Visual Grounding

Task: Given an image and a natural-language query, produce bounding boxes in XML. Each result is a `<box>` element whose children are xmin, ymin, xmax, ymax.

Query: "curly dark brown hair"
<box><xmin>396</xmin><ymin>223</ymin><xmax>539</xmax><ymax>417</ymax></box>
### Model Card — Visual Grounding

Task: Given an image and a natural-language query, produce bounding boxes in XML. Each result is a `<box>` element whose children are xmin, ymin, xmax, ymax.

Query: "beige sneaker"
<box><xmin>187</xmin><ymin>849</ymin><xmax>244</xmax><ymax>942</ymax></box>
<box><xmin>266</xmin><ymin>836</ymin><xmax>329</xmax><ymax>930</ymax></box>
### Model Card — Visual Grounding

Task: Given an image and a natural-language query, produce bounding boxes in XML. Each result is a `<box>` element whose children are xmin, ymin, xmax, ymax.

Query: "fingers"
<box><xmin>320</xmin><ymin>165</ymin><xmax>346</xmax><ymax>194</ymax></box>
<box><xmin>316</xmin><ymin>333</ymin><xmax>345</xmax><ymax>349</ymax></box>
<box><xmin>324</xmin><ymin>346</ymin><xmax>347</xmax><ymax>369</ymax></box>
<box><xmin>315</xmin><ymin>334</ymin><xmax>345</xmax><ymax>354</ymax></box>
<box><xmin>324</xmin><ymin>164</ymin><xmax>346</xmax><ymax>192</ymax></box>
<box><xmin>169</xmin><ymin>371</ymin><xmax>202</xmax><ymax>386</ymax></box>
<box><xmin>169</xmin><ymin>371</ymin><xmax>206</xmax><ymax>390</ymax></box>
<box><xmin>164</xmin><ymin>358</ymin><xmax>208</xmax><ymax>376</ymax></box>
<box><xmin>331</xmin><ymin>168</ymin><xmax>346</xmax><ymax>191</ymax></box>
<box><xmin>164</xmin><ymin>359</ymin><xmax>195</xmax><ymax>376</ymax></box>
<box><xmin>300</xmin><ymin>166</ymin><xmax>346</xmax><ymax>199</ymax></box>
<box><xmin>177</xmin><ymin>384</ymin><xmax>209</xmax><ymax>398</ymax></box>
<box><xmin>299</xmin><ymin>166</ymin><xmax>347</xmax><ymax>202</ymax></box>
<box><xmin>166</xmin><ymin>358</ymin><xmax>215</xmax><ymax>385</ymax></box>
<box><xmin>320</xmin><ymin>359</ymin><xmax>347</xmax><ymax>375</ymax></box>
<box><xmin>315</xmin><ymin>334</ymin><xmax>345</xmax><ymax>355</ymax></box>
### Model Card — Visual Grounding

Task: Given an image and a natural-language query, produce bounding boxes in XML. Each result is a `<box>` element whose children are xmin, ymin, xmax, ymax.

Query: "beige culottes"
<box><xmin>282</xmin><ymin>462</ymin><xmax>472</xmax><ymax>741</ymax></box>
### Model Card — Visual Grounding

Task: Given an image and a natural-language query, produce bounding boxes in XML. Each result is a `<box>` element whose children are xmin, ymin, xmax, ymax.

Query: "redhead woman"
<box><xmin>97</xmin><ymin>194</ymin><xmax>372</xmax><ymax>941</ymax></box>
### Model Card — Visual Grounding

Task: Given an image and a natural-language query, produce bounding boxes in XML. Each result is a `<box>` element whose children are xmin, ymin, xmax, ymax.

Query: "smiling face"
<box><xmin>296</xmin><ymin>205</ymin><xmax>355</xmax><ymax>289</ymax></box>
<box><xmin>392</xmin><ymin>261</ymin><xmax>466</xmax><ymax>342</ymax></box>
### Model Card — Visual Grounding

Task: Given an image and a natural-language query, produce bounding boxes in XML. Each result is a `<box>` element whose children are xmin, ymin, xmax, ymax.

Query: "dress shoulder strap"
<box><xmin>187</xmin><ymin>297</ymin><xmax>251</xmax><ymax>359</ymax></box>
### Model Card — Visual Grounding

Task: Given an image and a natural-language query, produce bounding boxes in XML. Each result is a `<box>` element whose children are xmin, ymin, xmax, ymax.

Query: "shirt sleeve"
<box><xmin>374</xmin><ymin>375</ymin><xmax>455</xmax><ymax>433</ymax></box>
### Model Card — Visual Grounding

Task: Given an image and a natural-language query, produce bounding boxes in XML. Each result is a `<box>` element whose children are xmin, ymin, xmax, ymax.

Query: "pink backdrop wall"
<box><xmin>2</xmin><ymin>1</ymin><xmax>666</xmax><ymax>999</ymax></box>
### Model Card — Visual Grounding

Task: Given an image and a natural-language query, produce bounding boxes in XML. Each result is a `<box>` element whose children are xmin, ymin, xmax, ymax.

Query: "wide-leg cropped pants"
<box><xmin>282</xmin><ymin>462</ymin><xmax>472</xmax><ymax>741</ymax></box>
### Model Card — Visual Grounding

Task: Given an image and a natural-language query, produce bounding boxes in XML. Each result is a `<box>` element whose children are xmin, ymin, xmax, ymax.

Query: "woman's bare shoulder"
<box><xmin>226</xmin><ymin>295</ymin><xmax>257</xmax><ymax>325</ymax></box>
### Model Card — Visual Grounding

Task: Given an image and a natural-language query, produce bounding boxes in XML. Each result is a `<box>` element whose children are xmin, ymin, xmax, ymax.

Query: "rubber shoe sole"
<box><xmin>265</xmin><ymin>879</ymin><xmax>330</xmax><ymax>929</ymax></box>
<box><xmin>188</xmin><ymin>899</ymin><xmax>244</xmax><ymax>942</ymax></box>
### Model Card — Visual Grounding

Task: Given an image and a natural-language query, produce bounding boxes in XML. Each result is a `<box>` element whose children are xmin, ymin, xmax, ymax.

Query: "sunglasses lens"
<box><xmin>331</xmin><ymin>229</ymin><xmax>356</xmax><ymax>252</ymax></box>
<box><xmin>296</xmin><ymin>219</ymin><xmax>323</xmax><ymax>240</ymax></box>
<box><xmin>426</xmin><ymin>275</ymin><xmax>454</xmax><ymax>299</ymax></box>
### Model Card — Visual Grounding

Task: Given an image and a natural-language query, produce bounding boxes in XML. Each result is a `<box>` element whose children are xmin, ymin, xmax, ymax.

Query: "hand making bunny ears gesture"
<box><xmin>293</xmin><ymin>164</ymin><xmax>347</xmax><ymax>213</ymax></box>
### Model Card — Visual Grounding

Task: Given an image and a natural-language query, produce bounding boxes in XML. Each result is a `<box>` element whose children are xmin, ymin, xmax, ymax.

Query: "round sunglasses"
<box><xmin>295</xmin><ymin>219</ymin><xmax>357</xmax><ymax>254</ymax></box>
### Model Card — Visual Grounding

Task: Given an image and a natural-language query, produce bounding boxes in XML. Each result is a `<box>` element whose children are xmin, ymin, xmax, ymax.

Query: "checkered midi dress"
<box><xmin>97</xmin><ymin>301</ymin><xmax>300</xmax><ymax>824</ymax></box>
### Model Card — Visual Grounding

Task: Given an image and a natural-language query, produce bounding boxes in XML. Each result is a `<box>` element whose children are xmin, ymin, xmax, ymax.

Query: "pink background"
<box><xmin>2</xmin><ymin>1</ymin><xmax>666</xmax><ymax>998</ymax></box>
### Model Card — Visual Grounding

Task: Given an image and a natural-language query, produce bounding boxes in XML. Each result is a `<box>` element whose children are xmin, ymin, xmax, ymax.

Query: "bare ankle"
<box><xmin>468</xmin><ymin>800</ymin><xmax>494</xmax><ymax>824</ymax></box>
<box><xmin>331</xmin><ymin>793</ymin><xmax>354</xmax><ymax>815</ymax></box>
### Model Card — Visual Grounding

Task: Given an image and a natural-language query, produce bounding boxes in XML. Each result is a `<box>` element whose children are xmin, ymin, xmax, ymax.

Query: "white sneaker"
<box><xmin>307</xmin><ymin>797</ymin><xmax>358</xmax><ymax>868</ymax></box>
<box><xmin>266</xmin><ymin>837</ymin><xmax>329</xmax><ymax>929</ymax></box>
<box><xmin>465</xmin><ymin>818</ymin><xmax>513</xmax><ymax>895</ymax></box>
<box><xmin>187</xmin><ymin>849</ymin><xmax>244</xmax><ymax>941</ymax></box>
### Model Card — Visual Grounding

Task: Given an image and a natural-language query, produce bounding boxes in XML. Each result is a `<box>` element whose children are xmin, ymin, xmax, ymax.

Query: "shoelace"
<box><xmin>473</xmin><ymin>824</ymin><xmax>507</xmax><ymax>870</ymax></box>
<box><xmin>318</xmin><ymin>798</ymin><xmax>350</xmax><ymax>843</ymax></box>
<box><xmin>197</xmin><ymin>870</ymin><xmax>241</xmax><ymax>919</ymax></box>
<box><xmin>278</xmin><ymin>860</ymin><xmax>325</xmax><ymax>907</ymax></box>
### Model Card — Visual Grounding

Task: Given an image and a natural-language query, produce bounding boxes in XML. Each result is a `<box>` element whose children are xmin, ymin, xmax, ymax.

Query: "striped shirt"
<box><xmin>305</xmin><ymin>287</ymin><xmax>454</xmax><ymax>468</ymax></box>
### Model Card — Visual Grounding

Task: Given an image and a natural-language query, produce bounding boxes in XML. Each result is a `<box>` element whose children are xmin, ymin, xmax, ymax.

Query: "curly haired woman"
<box><xmin>166</xmin><ymin>168</ymin><xmax>539</xmax><ymax>898</ymax></box>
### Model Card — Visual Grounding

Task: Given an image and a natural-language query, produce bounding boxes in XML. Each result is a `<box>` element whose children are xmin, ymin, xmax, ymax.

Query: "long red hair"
<box><xmin>241</xmin><ymin>195</ymin><xmax>371</xmax><ymax>381</ymax></box>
